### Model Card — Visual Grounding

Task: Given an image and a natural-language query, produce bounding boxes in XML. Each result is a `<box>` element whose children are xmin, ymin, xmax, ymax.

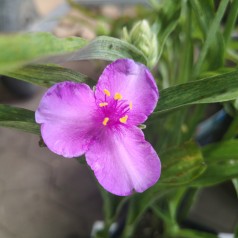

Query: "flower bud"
<box><xmin>122</xmin><ymin>20</ymin><xmax>158</xmax><ymax>69</ymax></box>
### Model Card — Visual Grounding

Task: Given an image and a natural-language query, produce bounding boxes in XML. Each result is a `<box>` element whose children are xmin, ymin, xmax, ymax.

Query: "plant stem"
<box><xmin>97</xmin><ymin>186</ymin><xmax>113</xmax><ymax>237</ymax></box>
<box><xmin>193</xmin><ymin>0</ymin><xmax>229</xmax><ymax>78</ymax></box>
<box><xmin>178</xmin><ymin>0</ymin><xmax>193</xmax><ymax>84</ymax></box>
<box><xmin>223</xmin><ymin>0</ymin><xmax>238</xmax><ymax>47</ymax></box>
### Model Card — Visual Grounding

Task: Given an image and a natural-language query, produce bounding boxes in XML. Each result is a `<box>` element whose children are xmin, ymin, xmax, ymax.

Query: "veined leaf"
<box><xmin>192</xmin><ymin>140</ymin><xmax>238</xmax><ymax>187</ymax></box>
<box><xmin>151</xmin><ymin>69</ymin><xmax>238</xmax><ymax>116</ymax></box>
<box><xmin>3</xmin><ymin>64</ymin><xmax>94</xmax><ymax>88</ymax></box>
<box><xmin>0</xmin><ymin>32</ymin><xmax>87</xmax><ymax>74</ymax></box>
<box><xmin>43</xmin><ymin>36</ymin><xmax>147</xmax><ymax>65</ymax></box>
<box><xmin>159</xmin><ymin>142</ymin><xmax>206</xmax><ymax>186</ymax></box>
<box><xmin>0</xmin><ymin>105</ymin><xmax>39</xmax><ymax>134</ymax></box>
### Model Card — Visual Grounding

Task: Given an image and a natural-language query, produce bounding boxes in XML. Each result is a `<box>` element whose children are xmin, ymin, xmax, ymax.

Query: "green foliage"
<box><xmin>0</xmin><ymin>105</ymin><xmax>39</xmax><ymax>134</ymax></box>
<box><xmin>119</xmin><ymin>142</ymin><xmax>206</xmax><ymax>237</ymax></box>
<box><xmin>193</xmin><ymin>140</ymin><xmax>238</xmax><ymax>187</ymax></box>
<box><xmin>3</xmin><ymin>64</ymin><xmax>93</xmax><ymax>87</ymax></box>
<box><xmin>153</xmin><ymin>69</ymin><xmax>238</xmax><ymax>116</ymax></box>
<box><xmin>159</xmin><ymin>142</ymin><xmax>206</xmax><ymax>186</ymax></box>
<box><xmin>0</xmin><ymin>32</ymin><xmax>87</xmax><ymax>74</ymax></box>
<box><xmin>65</xmin><ymin>36</ymin><xmax>147</xmax><ymax>64</ymax></box>
<box><xmin>235</xmin><ymin>225</ymin><xmax>238</xmax><ymax>238</ymax></box>
<box><xmin>191</xmin><ymin>0</ymin><xmax>228</xmax><ymax>76</ymax></box>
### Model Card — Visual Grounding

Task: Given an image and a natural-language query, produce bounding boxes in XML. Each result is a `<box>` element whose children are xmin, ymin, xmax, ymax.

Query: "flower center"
<box><xmin>98</xmin><ymin>89</ymin><xmax>132</xmax><ymax>126</ymax></box>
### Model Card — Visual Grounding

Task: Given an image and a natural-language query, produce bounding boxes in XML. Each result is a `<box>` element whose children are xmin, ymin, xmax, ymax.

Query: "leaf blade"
<box><xmin>46</xmin><ymin>36</ymin><xmax>147</xmax><ymax>65</ymax></box>
<box><xmin>192</xmin><ymin>140</ymin><xmax>238</xmax><ymax>187</ymax></box>
<box><xmin>0</xmin><ymin>32</ymin><xmax>87</xmax><ymax>74</ymax></box>
<box><xmin>152</xmin><ymin>69</ymin><xmax>238</xmax><ymax>116</ymax></box>
<box><xmin>3</xmin><ymin>64</ymin><xmax>94</xmax><ymax>88</ymax></box>
<box><xmin>159</xmin><ymin>142</ymin><xmax>206</xmax><ymax>186</ymax></box>
<box><xmin>0</xmin><ymin>105</ymin><xmax>39</xmax><ymax>135</ymax></box>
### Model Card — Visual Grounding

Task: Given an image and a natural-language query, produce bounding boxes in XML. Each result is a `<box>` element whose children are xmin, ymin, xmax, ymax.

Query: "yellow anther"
<box><xmin>129</xmin><ymin>102</ymin><xmax>133</xmax><ymax>110</ymax></box>
<box><xmin>119</xmin><ymin>115</ymin><xmax>128</xmax><ymax>124</ymax></box>
<box><xmin>102</xmin><ymin>117</ymin><xmax>109</xmax><ymax>126</ymax></box>
<box><xmin>99</xmin><ymin>102</ymin><xmax>108</xmax><ymax>107</ymax></box>
<box><xmin>103</xmin><ymin>89</ymin><xmax>111</xmax><ymax>96</ymax></box>
<box><xmin>114</xmin><ymin>92</ymin><xmax>122</xmax><ymax>100</ymax></box>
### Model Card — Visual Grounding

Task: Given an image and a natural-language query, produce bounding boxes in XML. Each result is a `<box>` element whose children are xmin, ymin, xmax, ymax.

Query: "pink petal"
<box><xmin>35</xmin><ymin>82</ymin><xmax>98</xmax><ymax>158</ymax></box>
<box><xmin>95</xmin><ymin>59</ymin><xmax>159</xmax><ymax>125</ymax></box>
<box><xmin>85</xmin><ymin>126</ymin><xmax>161</xmax><ymax>196</ymax></box>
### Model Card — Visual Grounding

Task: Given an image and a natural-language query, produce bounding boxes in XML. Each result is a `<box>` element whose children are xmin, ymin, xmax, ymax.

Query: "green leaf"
<box><xmin>192</xmin><ymin>0</ymin><xmax>229</xmax><ymax>77</ymax></box>
<box><xmin>3</xmin><ymin>64</ymin><xmax>94</xmax><ymax>88</ymax></box>
<box><xmin>0</xmin><ymin>32</ymin><xmax>87</xmax><ymax>74</ymax></box>
<box><xmin>172</xmin><ymin>228</ymin><xmax>218</xmax><ymax>238</ymax></box>
<box><xmin>222</xmin><ymin>115</ymin><xmax>238</xmax><ymax>140</ymax></box>
<box><xmin>190</xmin><ymin>0</ymin><xmax>214</xmax><ymax>38</ymax></box>
<box><xmin>122</xmin><ymin>142</ymin><xmax>206</xmax><ymax>236</ymax></box>
<box><xmin>232</xmin><ymin>178</ymin><xmax>238</xmax><ymax>197</ymax></box>
<box><xmin>155</xmin><ymin>0</ymin><xmax>181</xmax><ymax>60</ymax></box>
<box><xmin>235</xmin><ymin>224</ymin><xmax>238</xmax><ymax>238</ymax></box>
<box><xmin>223</xmin><ymin>0</ymin><xmax>238</xmax><ymax>46</ymax></box>
<box><xmin>158</xmin><ymin>19</ymin><xmax>179</xmax><ymax>61</ymax></box>
<box><xmin>145</xmin><ymin>142</ymin><xmax>206</xmax><ymax>202</ymax></box>
<box><xmin>64</xmin><ymin>36</ymin><xmax>147</xmax><ymax>64</ymax></box>
<box><xmin>192</xmin><ymin>140</ymin><xmax>238</xmax><ymax>187</ymax></box>
<box><xmin>159</xmin><ymin>142</ymin><xmax>206</xmax><ymax>186</ymax></box>
<box><xmin>151</xmin><ymin>69</ymin><xmax>238</xmax><ymax>116</ymax></box>
<box><xmin>0</xmin><ymin>105</ymin><xmax>39</xmax><ymax>134</ymax></box>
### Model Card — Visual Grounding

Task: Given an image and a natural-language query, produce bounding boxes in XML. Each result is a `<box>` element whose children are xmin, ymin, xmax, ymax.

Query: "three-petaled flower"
<box><xmin>36</xmin><ymin>59</ymin><xmax>161</xmax><ymax>196</ymax></box>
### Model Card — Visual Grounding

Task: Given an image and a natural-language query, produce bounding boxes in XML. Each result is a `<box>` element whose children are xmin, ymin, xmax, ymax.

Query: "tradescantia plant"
<box><xmin>1</xmin><ymin>0</ymin><xmax>238</xmax><ymax>237</ymax></box>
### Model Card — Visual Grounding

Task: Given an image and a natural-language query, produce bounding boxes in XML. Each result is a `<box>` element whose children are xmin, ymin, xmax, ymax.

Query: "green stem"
<box><xmin>121</xmin><ymin>198</ymin><xmax>136</xmax><ymax>238</ymax></box>
<box><xmin>176</xmin><ymin>188</ymin><xmax>198</xmax><ymax>223</ymax></box>
<box><xmin>232</xmin><ymin>178</ymin><xmax>238</xmax><ymax>197</ymax></box>
<box><xmin>193</xmin><ymin>0</ymin><xmax>229</xmax><ymax>78</ymax></box>
<box><xmin>182</xmin><ymin>104</ymin><xmax>206</xmax><ymax>142</ymax></box>
<box><xmin>111</xmin><ymin>196</ymin><xmax>130</xmax><ymax>222</ymax></box>
<box><xmin>223</xmin><ymin>0</ymin><xmax>238</xmax><ymax>47</ymax></box>
<box><xmin>97</xmin><ymin>186</ymin><xmax>114</xmax><ymax>237</ymax></box>
<box><xmin>151</xmin><ymin>204</ymin><xmax>172</xmax><ymax>224</ymax></box>
<box><xmin>190</xmin><ymin>0</ymin><xmax>207</xmax><ymax>37</ymax></box>
<box><xmin>222</xmin><ymin>114</ymin><xmax>238</xmax><ymax>140</ymax></box>
<box><xmin>173</xmin><ymin>228</ymin><xmax>218</xmax><ymax>238</ymax></box>
<box><xmin>178</xmin><ymin>0</ymin><xmax>193</xmax><ymax>84</ymax></box>
<box><xmin>121</xmin><ymin>189</ymin><xmax>172</xmax><ymax>238</ymax></box>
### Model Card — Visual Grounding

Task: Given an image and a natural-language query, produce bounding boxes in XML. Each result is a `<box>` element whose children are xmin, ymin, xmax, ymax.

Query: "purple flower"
<box><xmin>36</xmin><ymin>59</ymin><xmax>161</xmax><ymax>196</ymax></box>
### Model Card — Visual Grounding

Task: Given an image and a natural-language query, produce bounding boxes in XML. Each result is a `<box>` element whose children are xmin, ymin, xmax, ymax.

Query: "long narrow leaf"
<box><xmin>0</xmin><ymin>32</ymin><xmax>87</xmax><ymax>74</ymax></box>
<box><xmin>0</xmin><ymin>105</ymin><xmax>39</xmax><ymax>134</ymax></box>
<box><xmin>192</xmin><ymin>140</ymin><xmax>238</xmax><ymax>187</ymax></box>
<box><xmin>193</xmin><ymin>0</ymin><xmax>229</xmax><ymax>77</ymax></box>
<box><xmin>151</xmin><ymin>69</ymin><xmax>238</xmax><ymax>117</ymax></box>
<box><xmin>42</xmin><ymin>36</ymin><xmax>147</xmax><ymax>65</ymax></box>
<box><xmin>3</xmin><ymin>64</ymin><xmax>94</xmax><ymax>88</ymax></box>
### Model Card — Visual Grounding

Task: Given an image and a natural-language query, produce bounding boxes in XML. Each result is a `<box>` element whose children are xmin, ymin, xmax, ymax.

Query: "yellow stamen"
<box><xmin>114</xmin><ymin>92</ymin><xmax>122</xmax><ymax>100</ymax></box>
<box><xmin>129</xmin><ymin>102</ymin><xmax>133</xmax><ymax>110</ymax></box>
<box><xmin>119</xmin><ymin>115</ymin><xmax>128</xmax><ymax>124</ymax></box>
<box><xmin>103</xmin><ymin>89</ymin><xmax>111</xmax><ymax>96</ymax></box>
<box><xmin>102</xmin><ymin>117</ymin><xmax>109</xmax><ymax>126</ymax></box>
<box><xmin>99</xmin><ymin>102</ymin><xmax>108</xmax><ymax>107</ymax></box>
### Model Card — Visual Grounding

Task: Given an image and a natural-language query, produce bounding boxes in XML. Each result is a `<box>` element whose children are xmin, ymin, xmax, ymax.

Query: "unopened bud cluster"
<box><xmin>122</xmin><ymin>20</ymin><xmax>158</xmax><ymax>69</ymax></box>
